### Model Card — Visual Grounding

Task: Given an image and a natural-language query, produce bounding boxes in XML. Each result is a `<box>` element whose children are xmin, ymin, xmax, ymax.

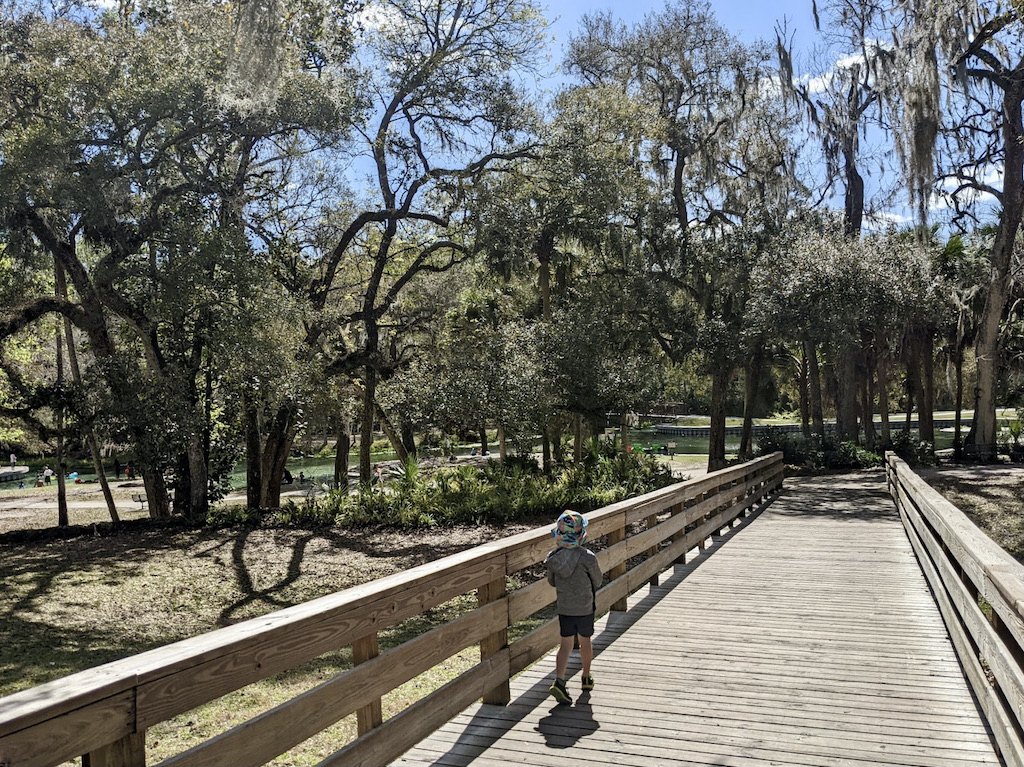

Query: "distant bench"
<box><xmin>130</xmin><ymin>491</ymin><xmax>173</xmax><ymax>510</ymax></box>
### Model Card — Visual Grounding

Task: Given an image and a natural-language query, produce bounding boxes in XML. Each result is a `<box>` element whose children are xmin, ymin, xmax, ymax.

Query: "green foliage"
<box><xmin>213</xmin><ymin>450</ymin><xmax>675</xmax><ymax>528</ymax></box>
<box><xmin>756</xmin><ymin>427</ymin><xmax>883</xmax><ymax>470</ymax></box>
<box><xmin>888</xmin><ymin>431</ymin><xmax>937</xmax><ymax>466</ymax></box>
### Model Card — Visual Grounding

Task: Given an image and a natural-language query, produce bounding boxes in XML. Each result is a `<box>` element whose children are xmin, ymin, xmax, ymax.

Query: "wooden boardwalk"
<box><xmin>396</xmin><ymin>472</ymin><xmax>1002</xmax><ymax>767</ymax></box>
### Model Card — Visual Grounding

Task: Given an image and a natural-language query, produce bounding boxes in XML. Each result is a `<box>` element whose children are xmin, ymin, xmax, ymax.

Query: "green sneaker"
<box><xmin>549</xmin><ymin>678</ymin><xmax>573</xmax><ymax>705</ymax></box>
<box><xmin>581</xmin><ymin>674</ymin><xmax>595</xmax><ymax>691</ymax></box>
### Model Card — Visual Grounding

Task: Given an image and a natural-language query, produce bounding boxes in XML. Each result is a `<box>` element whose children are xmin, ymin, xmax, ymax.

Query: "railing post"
<box><xmin>478</xmin><ymin>576</ymin><xmax>510</xmax><ymax>705</ymax></box>
<box><xmin>82</xmin><ymin>732</ymin><xmax>146</xmax><ymax>767</ymax></box>
<box><xmin>697</xmin><ymin>490</ymin><xmax>710</xmax><ymax>552</ymax></box>
<box><xmin>670</xmin><ymin>501</ymin><xmax>687</xmax><ymax>564</ymax></box>
<box><xmin>607</xmin><ymin>522</ymin><xmax>628</xmax><ymax>611</ymax></box>
<box><xmin>352</xmin><ymin>633</ymin><xmax>383</xmax><ymax>734</ymax></box>
<box><xmin>646</xmin><ymin>512</ymin><xmax>660</xmax><ymax>587</ymax></box>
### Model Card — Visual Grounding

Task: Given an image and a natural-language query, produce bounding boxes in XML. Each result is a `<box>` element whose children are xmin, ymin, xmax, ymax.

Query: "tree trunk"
<box><xmin>835</xmin><ymin>348</ymin><xmax>859</xmax><ymax>442</ymax></box>
<box><xmin>54</xmin><ymin>320</ymin><xmax>69</xmax><ymax>527</ymax></box>
<box><xmin>906</xmin><ymin>329</ymin><xmax>934</xmax><ymax>448</ymax></box>
<box><xmin>707</xmin><ymin>366</ymin><xmax>732</xmax><ymax>472</ymax></box>
<box><xmin>619</xmin><ymin>413</ymin><xmax>630</xmax><ymax>452</ymax></box>
<box><xmin>877</xmin><ymin>349</ymin><xmax>891</xmax><ymax>446</ymax></box>
<box><xmin>400</xmin><ymin>419</ymin><xmax>417</xmax><ymax>459</ymax></box>
<box><xmin>798</xmin><ymin>349</ymin><xmax>810</xmax><ymax>440</ymax></box>
<box><xmin>260</xmin><ymin>405</ymin><xmax>296</xmax><ymax>507</ymax></box>
<box><xmin>861</xmin><ymin>356</ymin><xmax>876</xmax><ymax>452</ymax></box>
<box><xmin>497</xmin><ymin>424</ymin><xmax>507</xmax><ymax>460</ymax></box>
<box><xmin>374</xmin><ymin>401</ymin><xmax>409</xmax><ymax>465</ymax></box>
<box><xmin>143</xmin><ymin>468</ymin><xmax>171</xmax><ymax>519</ymax></box>
<box><xmin>335</xmin><ymin>424</ymin><xmax>351</xmax><ymax>488</ymax></box>
<box><xmin>57</xmin><ymin>261</ymin><xmax>119</xmax><ymax>524</ymax></box>
<box><xmin>954</xmin><ymin>348</ymin><xmax>964</xmax><ymax>459</ymax></box>
<box><xmin>359</xmin><ymin>365</ymin><xmax>376</xmax><ymax>483</ymax></box>
<box><xmin>804</xmin><ymin>339</ymin><xmax>825</xmax><ymax>441</ymax></box>
<box><xmin>573</xmin><ymin>414</ymin><xmax>583</xmax><ymax>463</ymax></box>
<box><xmin>919</xmin><ymin>331</ymin><xmax>935</xmax><ymax>448</ymax></box>
<box><xmin>541</xmin><ymin>428</ymin><xmax>551</xmax><ymax>472</ymax></box>
<box><xmin>186</xmin><ymin>434</ymin><xmax>209</xmax><ymax>522</ymax></box>
<box><xmin>552</xmin><ymin>427</ymin><xmax>564</xmax><ymax>465</ymax></box>
<box><xmin>739</xmin><ymin>348</ymin><xmax>762</xmax><ymax>459</ymax></box>
<box><xmin>244</xmin><ymin>390</ymin><xmax>262</xmax><ymax>509</ymax></box>
<box><xmin>479</xmin><ymin>426</ymin><xmax>488</xmax><ymax>456</ymax></box>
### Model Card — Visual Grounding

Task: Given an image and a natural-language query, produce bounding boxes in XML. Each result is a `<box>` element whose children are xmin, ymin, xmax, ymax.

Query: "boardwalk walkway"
<box><xmin>396</xmin><ymin>471</ymin><xmax>1001</xmax><ymax>767</ymax></box>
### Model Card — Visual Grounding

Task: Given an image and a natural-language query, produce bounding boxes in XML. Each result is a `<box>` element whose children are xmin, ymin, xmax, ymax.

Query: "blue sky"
<box><xmin>542</xmin><ymin>0</ymin><xmax>819</xmax><ymax>51</ymax></box>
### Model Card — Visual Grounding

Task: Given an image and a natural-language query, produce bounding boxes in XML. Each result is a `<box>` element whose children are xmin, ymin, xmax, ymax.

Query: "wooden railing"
<box><xmin>886</xmin><ymin>453</ymin><xmax>1024</xmax><ymax>766</ymax></box>
<box><xmin>0</xmin><ymin>452</ymin><xmax>783</xmax><ymax>767</ymax></box>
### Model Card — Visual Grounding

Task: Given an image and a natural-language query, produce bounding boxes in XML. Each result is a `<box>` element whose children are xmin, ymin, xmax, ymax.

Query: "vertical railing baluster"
<box><xmin>353</xmin><ymin>633</ymin><xmax>383</xmax><ymax>734</ymax></box>
<box><xmin>608</xmin><ymin>522</ymin><xmax>628</xmax><ymax>612</ymax></box>
<box><xmin>479</xmin><ymin>575</ymin><xmax>510</xmax><ymax>705</ymax></box>
<box><xmin>83</xmin><ymin>732</ymin><xmax>146</xmax><ymax>767</ymax></box>
<box><xmin>646</xmin><ymin>512</ymin><xmax>660</xmax><ymax>587</ymax></box>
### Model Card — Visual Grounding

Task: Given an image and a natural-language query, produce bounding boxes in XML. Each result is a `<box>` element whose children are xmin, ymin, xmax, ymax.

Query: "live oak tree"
<box><xmin>888</xmin><ymin>0</ymin><xmax>1024</xmax><ymax>458</ymax></box>
<box><xmin>472</xmin><ymin>82</ymin><xmax>651</xmax><ymax>468</ymax></box>
<box><xmin>292</xmin><ymin>0</ymin><xmax>547</xmax><ymax>484</ymax></box>
<box><xmin>0</xmin><ymin>0</ymin><xmax>360</xmax><ymax>516</ymax></box>
<box><xmin>567</xmin><ymin>0</ymin><xmax>804</xmax><ymax>470</ymax></box>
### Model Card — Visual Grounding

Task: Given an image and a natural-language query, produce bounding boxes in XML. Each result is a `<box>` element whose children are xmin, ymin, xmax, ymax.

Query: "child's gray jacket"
<box><xmin>545</xmin><ymin>546</ymin><xmax>603</xmax><ymax>616</ymax></box>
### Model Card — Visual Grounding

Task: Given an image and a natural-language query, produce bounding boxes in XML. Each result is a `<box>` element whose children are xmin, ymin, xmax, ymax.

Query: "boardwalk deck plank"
<box><xmin>394</xmin><ymin>472</ymin><xmax>1002</xmax><ymax>767</ymax></box>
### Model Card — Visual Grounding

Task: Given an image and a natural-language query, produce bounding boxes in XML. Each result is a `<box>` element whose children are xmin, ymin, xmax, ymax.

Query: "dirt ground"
<box><xmin>915</xmin><ymin>463</ymin><xmax>1024</xmax><ymax>562</ymax></box>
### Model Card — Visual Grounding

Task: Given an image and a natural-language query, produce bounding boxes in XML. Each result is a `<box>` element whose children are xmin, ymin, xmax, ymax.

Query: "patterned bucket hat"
<box><xmin>551</xmin><ymin>510</ymin><xmax>588</xmax><ymax>548</ymax></box>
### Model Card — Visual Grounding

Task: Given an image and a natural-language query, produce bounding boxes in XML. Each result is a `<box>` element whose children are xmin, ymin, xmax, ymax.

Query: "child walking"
<box><xmin>544</xmin><ymin>510</ymin><xmax>603</xmax><ymax>705</ymax></box>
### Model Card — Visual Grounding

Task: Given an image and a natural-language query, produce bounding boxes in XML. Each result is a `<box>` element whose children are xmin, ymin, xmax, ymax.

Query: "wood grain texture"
<box><xmin>395</xmin><ymin>471</ymin><xmax>1001</xmax><ymax>767</ymax></box>
<box><xmin>158</xmin><ymin>602</ymin><xmax>506</xmax><ymax>767</ymax></box>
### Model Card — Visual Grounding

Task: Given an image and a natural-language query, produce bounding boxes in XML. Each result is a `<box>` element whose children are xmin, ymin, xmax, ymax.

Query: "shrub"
<box><xmin>757</xmin><ymin>428</ymin><xmax>883</xmax><ymax>470</ymax></box>
<box><xmin>888</xmin><ymin>430</ymin><xmax>936</xmax><ymax>466</ymax></box>
<box><xmin>309</xmin><ymin>449</ymin><xmax>675</xmax><ymax>528</ymax></box>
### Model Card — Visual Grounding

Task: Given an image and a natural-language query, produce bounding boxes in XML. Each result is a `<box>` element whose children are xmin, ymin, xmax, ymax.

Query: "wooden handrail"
<box><xmin>885</xmin><ymin>453</ymin><xmax>1024</xmax><ymax>766</ymax></box>
<box><xmin>0</xmin><ymin>452</ymin><xmax>783</xmax><ymax>767</ymax></box>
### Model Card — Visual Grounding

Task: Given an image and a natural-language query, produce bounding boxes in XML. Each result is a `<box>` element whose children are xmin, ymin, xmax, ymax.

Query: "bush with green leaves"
<box><xmin>888</xmin><ymin>430</ymin><xmax>936</xmax><ymax>466</ymax></box>
<box><xmin>757</xmin><ymin>427</ymin><xmax>883</xmax><ymax>470</ymax></box>
<box><xmin>221</xmin><ymin>447</ymin><xmax>677</xmax><ymax>529</ymax></box>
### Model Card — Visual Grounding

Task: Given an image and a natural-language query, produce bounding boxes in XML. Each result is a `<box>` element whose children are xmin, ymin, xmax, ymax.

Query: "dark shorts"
<box><xmin>558</xmin><ymin>613</ymin><xmax>595</xmax><ymax>638</ymax></box>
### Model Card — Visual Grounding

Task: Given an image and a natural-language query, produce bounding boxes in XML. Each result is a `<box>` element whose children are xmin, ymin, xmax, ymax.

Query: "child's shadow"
<box><xmin>535</xmin><ymin>692</ymin><xmax>600</xmax><ymax>748</ymax></box>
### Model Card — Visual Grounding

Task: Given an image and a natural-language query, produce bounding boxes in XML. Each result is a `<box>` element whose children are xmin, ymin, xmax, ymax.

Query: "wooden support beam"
<box><xmin>83</xmin><ymin>732</ymin><xmax>146</xmax><ymax>767</ymax></box>
<box><xmin>352</xmin><ymin>633</ymin><xmax>382</xmax><ymax>734</ymax></box>
<box><xmin>607</xmin><ymin>525</ymin><xmax>628</xmax><ymax>612</ymax></box>
<box><xmin>646</xmin><ymin>513</ymin><xmax>660</xmax><ymax>587</ymax></box>
<box><xmin>478</xmin><ymin>577</ymin><xmax>510</xmax><ymax>705</ymax></box>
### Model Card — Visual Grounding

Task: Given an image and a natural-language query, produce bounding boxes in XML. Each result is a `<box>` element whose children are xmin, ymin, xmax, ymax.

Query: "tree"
<box><xmin>566</xmin><ymin>0</ymin><xmax>799</xmax><ymax>470</ymax></box>
<box><xmin>888</xmin><ymin>0</ymin><xmax>1024</xmax><ymax>458</ymax></box>
<box><xmin>284</xmin><ymin>0</ymin><xmax>548</xmax><ymax>484</ymax></box>
<box><xmin>0</xmin><ymin>0</ymin><xmax>360</xmax><ymax>516</ymax></box>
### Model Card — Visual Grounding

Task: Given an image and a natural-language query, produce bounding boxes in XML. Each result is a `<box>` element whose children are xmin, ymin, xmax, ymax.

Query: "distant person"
<box><xmin>283</xmin><ymin>468</ymin><xmax>293</xmax><ymax>484</ymax></box>
<box><xmin>544</xmin><ymin>510</ymin><xmax>602</xmax><ymax>705</ymax></box>
<box><xmin>43</xmin><ymin>466</ymin><xmax>53</xmax><ymax>485</ymax></box>
<box><xmin>298</xmin><ymin>471</ymin><xmax>305</xmax><ymax>483</ymax></box>
<box><xmin>9</xmin><ymin>452</ymin><xmax>15</xmax><ymax>468</ymax></box>
<box><xmin>125</xmin><ymin>462</ymin><xmax>133</xmax><ymax>479</ymax></box>
<box><xmin>113</xmin><ymin>458</ymin><xmax>121</xmax><ymax>478</ymax></box>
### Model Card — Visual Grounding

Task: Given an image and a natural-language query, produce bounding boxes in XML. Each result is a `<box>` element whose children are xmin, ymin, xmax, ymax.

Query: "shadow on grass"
<box><xmin>0</xmin><ymin>519</ymin><xmax>529</xmax><ymax>698</ymax></box>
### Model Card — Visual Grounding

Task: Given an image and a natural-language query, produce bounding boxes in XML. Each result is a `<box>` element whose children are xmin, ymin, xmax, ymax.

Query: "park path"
<box><xmin>395</xmin><ymin>472</ymin><xmax>1001</xmax><ymax>767</ymax></box>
